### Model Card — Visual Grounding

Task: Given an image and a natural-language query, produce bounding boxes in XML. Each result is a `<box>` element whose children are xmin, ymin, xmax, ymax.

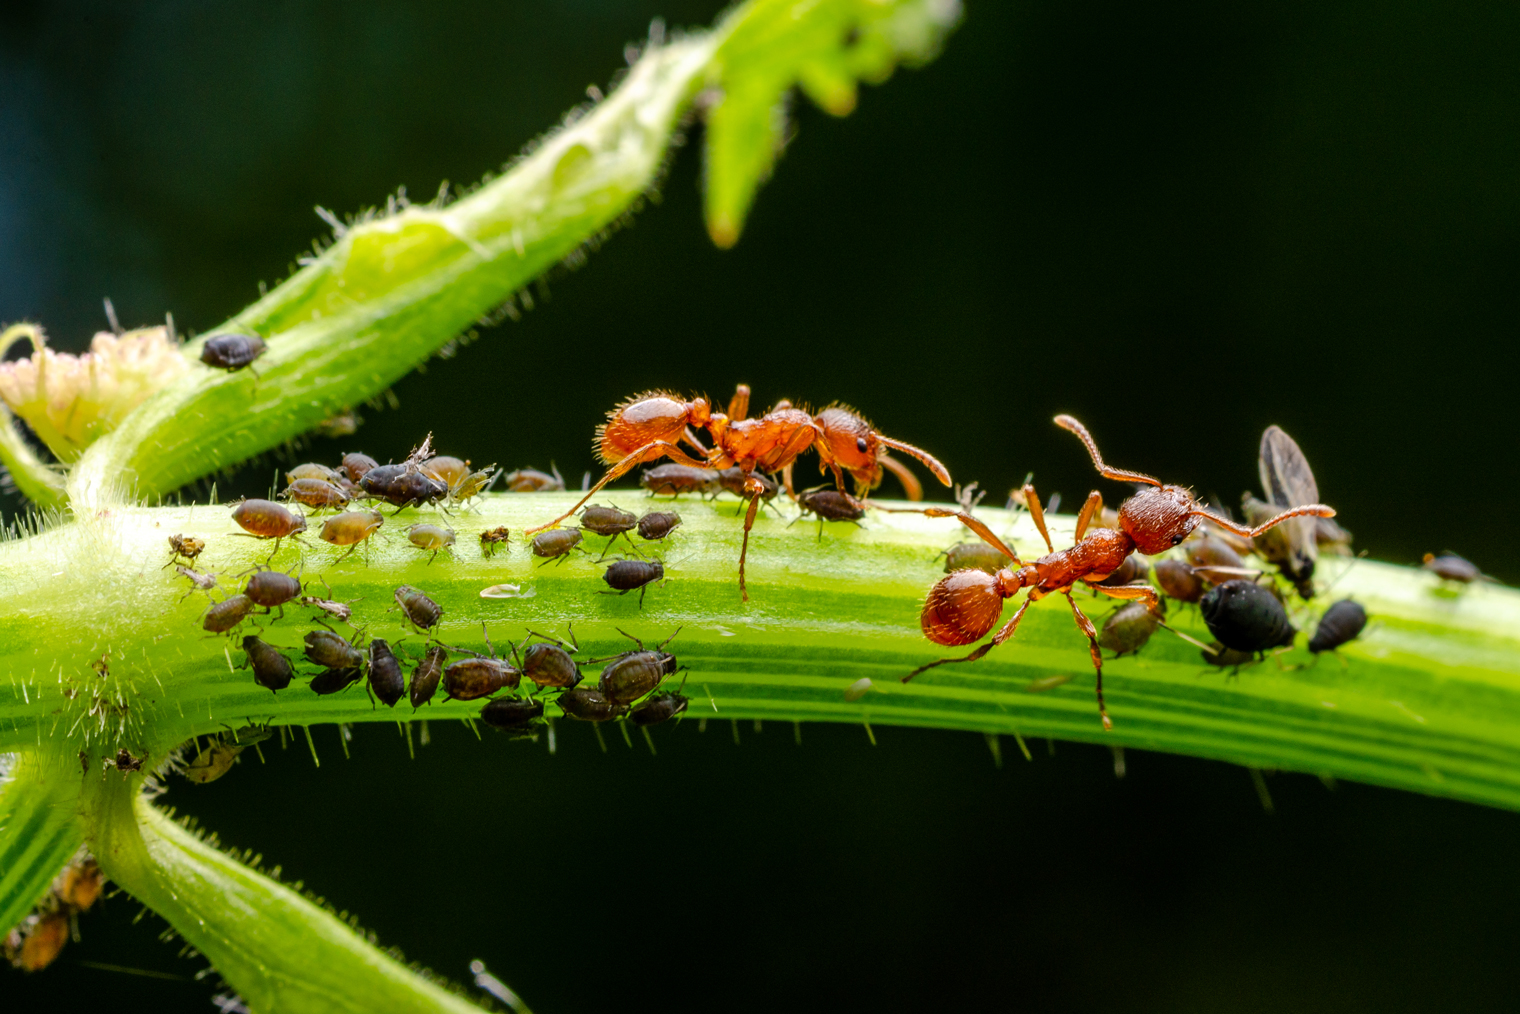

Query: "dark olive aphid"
<box><xmin>531</xmin><ymin>528</ymin><xmax>583</xmax><ymax>564</ymax></box>
<box><xmin>601</xmin><ymin>559</ymin><xmax>665</xmax><ymax>608</ymax></box>
<box><xmin>480</xmin><ymin>697</ymin><xmax>545</xmax><ymax>732</ymax></box>
<box><xmin>580</xmin><ymin>504</ymin><xmax>638</xmax><ymax>536</ymax></box>
<box><xmin>286</xmin><ymin>463</ymin><xmax>341</xmax><ymax>484</ymax></box>
<box><xmin>280</xmin><ymin>478</ymin><xmax>350</xmax><ymax>509</ymax></box>
<box><xmin>244</xmin><ymin>568</ymin><xmax>302</xmax><ymax>610</ymax></box>
<box><xmin>394</xmin><ymin>585</ymin><xmax>443</xmax><ymax>633</ymax></box>
<box><xmin>556</xmin><ymin>687</ymin><xmax>626</xmax><ymax>722</ymax></box>
<box><xmin>304</xmin><ymin>629</ymin><xmax>363</xmax><ymax>670</ymax></box>
<box><xmin>443</xmin><ymin>658</ymin><xmax>521</xmax><ymax>701</ymax></box>
<box><xmin>1309</xmin><ymin>599</ymin><xmax>1368</xmax><ymax>654</ymax></box>
<box><xmin>637</xmin><ymin>510</ymin><xmax>682</xmax><ymax>542</ymax></box>
<box><xmin>718</xmin><ymin>467</ymin><xmax>777</xmax><ymax>502</ymax></box>
<box><xmin>1097</xmin><ymin>601</ymin><xmax>1162</xmax><ymax>657</ymax></box>
<box><xmin>480</xmin><ymin>526</ymin><xmax>511</xmax><ymax>558</ymax></box>
<box><xmin>168</xmin><ymin>533</ymin><xmax>205</xmax><ymax>565</ymax></box>
<box><xmin>1153</xmin><ymin>558</ymin><xmax>1205</xmax><ymax>604</ymax></box>
<box><xmin>421</xmin><ymin>456</ymin><xmax>470</xmax><ymax>491</ymax></box>
<box><xmin>203</xmin><ymin>594</ymin><xmax>255</xmax><ymax>634</ymax></box>
<box><xmin>641</xmin><ymin>464</ymin><xmax>720</xmax><ymax>498</ymax></box>
<box><xmin>310</xmin><ymin>666</ymin><xmax>363</xmax><ymax>695</ymax></box>
<box><xmin>340</xmin><ymin>452</ymin><xmax>379</xmax><ymax>484</ymax></box>
<box><xmin>241</xmin><ymin>635</ymin><xmax>294</xmax><ymax>693</ymax></box>
<box><xmin>940</xmin><ymin>541</ymin><xmax>1013</xmax><ymax>575</ymax></box>
<box><xmin>231</xmin><ymin>499</ymin><xmax>307</xmax><ymax>540</ymax></box>
<box><xmin>367</xmin><ymin>638</ymin><xmax>405</xmax><ymax>708</ymax></box>
<box><xmin>320</xmin><ymin>509</ymin><xmax>384</xmax><ymax>550</ymax></box>
<box><xmin>516</xmin><ymin>630</ymin><xmax>582</xmax><ymax>690</ymax></box>
<box><xmin>793</xmin><ymin>488</ymin><xmax>865</xmax><ymax>539</ymax></box>
<box><xmin>504</xmin><ymin>466</ymin><xmax>565</xmax><ymax>492</ymax></box>
<box><xmin>595</xmin><ymin>630</ymin><xmax>681</xmax><ymax>705</ymax></box>
<box><xmin>1199</xmin><ymin>580</ymin><xmax>1296</xmax><ymax>653</ymax></box>
<box><xmin>1422</xmin><ymin>552</ymin><xmax>1486</xmax><ymax>584</ymax></box>
<box><xmin>630</xmin><ymin>692</ymin><xmax>689</xmax><ymax>727</ymax></box>
<box><xmin>409</xmin><ymin>645</ymin><xmax>448</xmax><ymax>708</ymax></box>
<box><xmin>360</xmin><ymin>463</ymin><xmax>448</xmax><ymax>509</ymax></box>
<box><xmin>200</xmin><ymin>332</ymin><xmax>267</xmax><ymax>371</ymax></box>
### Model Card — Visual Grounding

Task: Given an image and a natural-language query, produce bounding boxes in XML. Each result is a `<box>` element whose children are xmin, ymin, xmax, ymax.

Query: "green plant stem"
<box><xmin>2</xmin><ymin>496</ymin><xmax>1518</xmax><ymax>809</ymax></box>
<box><xmin>0</xmin><ymin>751</ymin><xmax>83</xmax><ymax>937</ymax></box>
<box><xmin>81</xmin><ymin>771</ymin><xmax>488</xmax><ymax>1013</ymax></box>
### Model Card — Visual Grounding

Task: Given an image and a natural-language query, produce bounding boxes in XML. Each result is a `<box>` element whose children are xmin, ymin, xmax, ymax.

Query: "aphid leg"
<box><xmin>878</xmin><ymin>452</ymin><xmax>924</xmax><ymax>501</ymax></box>
<box><xmin>1073</xmin><ymin>491</ymin><xmax>1103</xmax><ymax>542</ymax></box>
<box><xmin>525</xmin><ymin>440</ymin><xmax>709</xmax><ymax>534</ymax></box>
<box><xmin>1023</xmin><ymin>484</ymin><xmax>1055</xmax><ymax>553</ymax></box>
<box><xmin>903</xmin><ymin>598</ymin><xmax>1033</xmax><ymax>681</ymax></box>
<box><xmin>1062</xmin><ymin>591</ymin><xmax>1112</xmax><ymax>730</ymax></box>
<box><xmin>1053</xmin><ymin>415</ymin><xmax>1162</xmax><ymax>486</ymax></box>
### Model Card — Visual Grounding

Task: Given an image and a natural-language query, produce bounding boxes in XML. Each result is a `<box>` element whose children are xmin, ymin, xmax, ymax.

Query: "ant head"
<box><xmin>1119</xmin><ymin>485</ymin><xmax>1201</xmax><ymax>555</ymax></box>
<box><xmin>814</xmin><ymin>406</ymin><xmax>882</xmax><ymax>488</ymax></box>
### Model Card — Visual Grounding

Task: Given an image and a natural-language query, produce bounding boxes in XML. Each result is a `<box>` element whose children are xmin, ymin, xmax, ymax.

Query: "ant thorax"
<box><xmin>1118</xmin><ymin>485</ymin><xmax>1200</xmax><ymax>555</ymax></box>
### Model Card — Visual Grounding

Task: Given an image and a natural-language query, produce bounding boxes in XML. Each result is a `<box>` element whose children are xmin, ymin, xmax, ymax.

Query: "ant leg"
<box><xmin>903</xmin><ymin>598</ymin><xmax>1033</xmax><ymax>681</ymax></box>
<box><xmin>728</xmin><ymin>384</ymin><xmax>751</xmax><ymax>421</ymax></box>
<box><xmin>878</xmin><ymin>452</ymin><xmax>924</xmax><ymax>502</ymax></box>
<box><xmin>737</xmin><ymin>491</ymin><xmax>763</xmax><ymax>602</ymax></box>
<box><xmin>1074</xmin><ymin>491</ymin><xmax>1103</xmax><ymax>542</ymax></box>
<box><xmin>1062</xmin><ymin>591</ymin><xmax>1112</xmax><ymax>731</ymax></box>
<box><xmin>875</xmin><ymin>505</ymin><xmax>1023</xmax><ymax>566</ymax></box>
<box><xmin>525</xmin><ymin>440</ymin><xmax>709</xmax><ymax>534</ymax></box>
<box><xmin>1023</xmin><ymin>484</ymin><xmax>1055</xmax><ymax>553</ymax></box>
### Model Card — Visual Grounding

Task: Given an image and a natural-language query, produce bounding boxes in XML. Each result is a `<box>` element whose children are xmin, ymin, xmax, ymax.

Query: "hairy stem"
<box><xmin>0</xmin><ymin>750</ymin><xmax>83</xmax><ymax>937</ymax></box>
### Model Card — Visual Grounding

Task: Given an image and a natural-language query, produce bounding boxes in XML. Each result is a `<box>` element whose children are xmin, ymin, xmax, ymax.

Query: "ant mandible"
<box><xmin>902</xmin><ymin>414</ymin><xmax>1335</xmax><ymax>729</ymax></box>
<box><xmin>524</xmin><ymin>385</ymin><xmax>951</xmax><ymax>599</ymax></box>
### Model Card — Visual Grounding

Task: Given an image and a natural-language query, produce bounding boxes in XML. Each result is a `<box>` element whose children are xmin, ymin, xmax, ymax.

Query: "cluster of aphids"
<box><xmin>3</xmin><ymin>855</ymin><xmax>102</xmax><ymax>973</ymax></box>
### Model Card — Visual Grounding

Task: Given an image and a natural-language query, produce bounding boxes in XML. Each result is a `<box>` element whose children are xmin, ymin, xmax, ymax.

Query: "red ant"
<box><xmin>525</xmin><ymin>385</ymin><xmax>950</xmax><ymax>599</ymax></box>
<box><xmin>902</xmin><ymin>415</ymin><xmax>1335</xmax><ymax>729</ymax></box>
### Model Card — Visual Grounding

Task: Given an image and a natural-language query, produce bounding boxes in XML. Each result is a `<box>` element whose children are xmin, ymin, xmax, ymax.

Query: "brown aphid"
<box><xmin>594</xmin><ymin>628</ymin><xmax>682</xmax><ymax>704</ymax></box>
<box><xmin>241</xmin><ymin>635</ymin><xmax>294</xmax><ymax>693</ymax></box>
<box><xmin>630</xmin><ymin>691</ymin><xmax>689</xmax><ymax>727</ymax></box>
<box><xmin>556</xmin><ymin>687</ymin><xmax>627</xmax><ymax>722</ymax></box>
<box><xmin>1098</xmin><ymin>601</ymin><xmax>1164</xmax><ymax>657</ymax></box>
<box><xmin>368</xmin><ymin>638</ymin><xmax>405</xmax><ymax>708</ymax></box>
<box><xmin>581</xmin><ymin>504</ymin><xmax>639</xmax><ymax>558</ymax></box>
<box><xmin>637</xmin><ymin>510</ymin><xmax>682</xmax><ymax>542</ymax></box>
<box><xmin>341</xmin><ymin>452</ymin><xmax>379</xmax><ymax>483</ymax></box>
<box><xmin>182</xmin><ymin>727</ymin><xmax>272</xmax><ymax>783</ymax></box>
<box><xmin>231</xmin><ymin>498</ymin><xmax>307</xmax><ymax>544</ymax></box>
<box><xmin>792</xmin><ymin>488</ymin><xmax>865</xmax><ymax>539</ymax></box>
<box><xmin>940</xmin><ymin>541</ymin><xmax>1014</xmax><ymax>575</ymax></box>
<box><xmin>641</xmin><ymin>463</ymin><xmax>721</xmax><ymax>498</ymax></box>
<box><xmin>304</xmin><ymin>629</ymin><xmax>363</xmax><ymax>670</ymax></box>
<box><xmin>112</xmin><ymin>748</ymin><xmax>144</xmax><ymax>772</ymax></box>
<box><xmin>1422</xmin><ymin>552</ymin><xmax>1492</xmax><ymax>584</ymax></box>
<box><xmin>167</xmin><ymin>533</ymin><xmax>205</xmax><ymax>565</ymax></box>
<box><xmin>280</xmin><ymin>477</ymin><xmax>350</xmax><ymax>509</ymax></box>
<box><xmin>531</xmin><ymin>527</ymin><xmax>583</xmax><ymax>565</ymax></box>
<box><xmin>904</xmin><ymin>415</ymin><xmax>1334</xmax><ymax>730</ymax></box>
<box><xmin>503</xmin><ymin>464</ymin><xmax>565</xmax><ymax>492</ymax></box>
<box><xmin>407</xmin><ymin>523</ymin><xmax>456</xmax><ymax>563</ymax></box>
<box><xmin>360</xmin><ymin>462</ymin><xmax>449</xmax><ymax>510</ymax></box>
<box><xmin>601</xmin><ymin>558</ymin><xmax>666</xmax><ymax>608</ymax></box>
<box><xmin>54</xmin><ymin>857</ymin><xmax>104</xmax><ymax>912</ymax></box>
<box><xmin>394</xmin><ymin>584</ymin><xmax>443</xmax><ymax>633</ymax></box>
<box><xmin>422</xmin><ymin>455</ymin><xmax>471</xmax><ymax>490</ymax></box>
<box><xmin>409</xmin><ymin>644</ymin><xmax>448</xmax><ymax>708</ymax></box>
<box><xmin>203</xmin><ymin>594</ymin><xmax>256</xmax><ymax>634</ymax></box>
<box><xmin>286</xmin><ymin>463</ymin><xmax>342</xmax><ymax>484</ymax></box>
<box><xmin>479</xmin><ymin>697</ymin><xmax>546</xmax><ymax>737</ymax></box>
<box><xmin>443</xmin><ymin>655</ymin><xmax>521</xmax><ymax>701</ymax></box>
<box><xmin>480</xmin><ymin>526</ymin><xmax>511</xmax><ymax>558</ymax></box>
<box><xmin>243</xmin><ymin>566</ymin><xmax>303</xmax><ymax>614</ymax></box>
<box><xmin>527</xmin><ymin>385</ymin><xmax>950</xmax><ymax>600</ymax></box>
<box><xmin>320</xmin><ymin>509</ymin><xmax>384</xmax><ymax>558</ymax></box>
<box><xmin>718</xmin><ymin>466</ymin><xmax>778</xmax><ymax>503</ymax></box>
<box><xmin>1096</xmin><ymin>554</ymin><xmax>1151</xmax><ymax>587</ymax></box>
<box><xmin>1186</xmin><ymin>534</ymin><xmax>1245</xmax><ymax>571</ymax></box>
<box><xmin>513</xmin><ymin>627</ymin><xmax>583</xmax><ymax>690</ymax></box>
<box><xmin>310</xmin><ymin>666</ymin><xmax>364</xmax><ymax>695</ymax></box>
<box><xmin>200</xmin><ymin>332</ymin><xmax>267</xmax><ymax>371</ymax></box>
<box><xmin>1153</xmin><ymin>557</ymin><xmax>1207</xmax><ymax>604</ymax></box>
<box><xmin>4</xmin><ymin>910</ymin><xmax>69</xmax><ymax>972</ymax></box>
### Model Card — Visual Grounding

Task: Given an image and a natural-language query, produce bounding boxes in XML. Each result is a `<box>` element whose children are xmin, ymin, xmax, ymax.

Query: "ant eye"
<box><xmin>856</xmin><ymin>437</ymin><xmax>869</xmax><ymax>454</ymax></box>
<box><xmin>1172</xmin><ymin>533</ymin><xmax>1184</xmax><ymax>545</ymax></box>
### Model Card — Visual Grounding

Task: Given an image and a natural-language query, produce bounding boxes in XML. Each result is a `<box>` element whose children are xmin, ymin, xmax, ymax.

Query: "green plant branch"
<box><xmin>2</xmin><ymin>496</ymin><xmax>1518</xmax><ymax>808</ymax></box>
<box><xmin>0</xmin><ymin>752</ymin><xmax>84</xmax><ymax>937</ymax></box>
<box><xmin>81</xmin><ymin>770</ymin><xmax>489</xmax><ymax>1013</ymax></box>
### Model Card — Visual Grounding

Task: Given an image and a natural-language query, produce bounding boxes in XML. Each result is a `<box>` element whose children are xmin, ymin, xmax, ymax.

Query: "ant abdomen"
<box><xmin>921</xmin><ymin>570</ymin><xmax>1009</xmax><ymax>646</ymax></box>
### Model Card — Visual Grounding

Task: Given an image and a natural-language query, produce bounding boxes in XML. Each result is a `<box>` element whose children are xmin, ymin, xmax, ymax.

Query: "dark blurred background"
<box><xmin>3</xmin><ymin>1</ymin><xmax>1518</xmax><ymax>1010</ymax></box>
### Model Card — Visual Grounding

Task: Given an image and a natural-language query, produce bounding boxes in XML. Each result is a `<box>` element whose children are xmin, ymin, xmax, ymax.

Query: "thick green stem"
<box><xmin>82</xmin><ymin>772</ymin><xmax>487</xmax><ymax>1013</ymax></box>
<box><xmin>2</xmin><ymin>496</ymin><xmax>1518</xmax><ymax>809</ymax></box>
<box><xmin>0</xmin><ymin>750</ymin><xmax>83</xmax><ymax>936</ymax></box>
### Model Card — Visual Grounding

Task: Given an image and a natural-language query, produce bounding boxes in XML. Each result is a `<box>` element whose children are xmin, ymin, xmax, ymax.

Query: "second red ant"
<box><xmin>901</xmin><ymin>415</ymin><xmax>1335</xmax><ymax>729</ymax></box>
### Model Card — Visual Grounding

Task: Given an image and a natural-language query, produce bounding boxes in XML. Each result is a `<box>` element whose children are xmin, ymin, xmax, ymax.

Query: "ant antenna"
<box><xmin>1054</xmin><ymin>415</ymin><xmax>1162</xmax><ymax>486</ymax></box>
<box><xmin>1190</xmin><ymin>503</ymin><xmax>1335</xmax><ymax>538</ymax></box>
<box><xmin>878</xmin><ymin>436</ymin><xmax>952</xmax><ymax>487</ymax></box>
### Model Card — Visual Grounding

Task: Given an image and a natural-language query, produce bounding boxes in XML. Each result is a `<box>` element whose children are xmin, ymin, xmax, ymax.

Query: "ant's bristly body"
<box><xmin>903</xmin><ymin>414</ymin><xmax>1335</xmax><ymax>730</ymax></box>
<box><xmin>526</xmin><ymin>384</ymin><xmax>950</xmax><ymax>600</ymax></box>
